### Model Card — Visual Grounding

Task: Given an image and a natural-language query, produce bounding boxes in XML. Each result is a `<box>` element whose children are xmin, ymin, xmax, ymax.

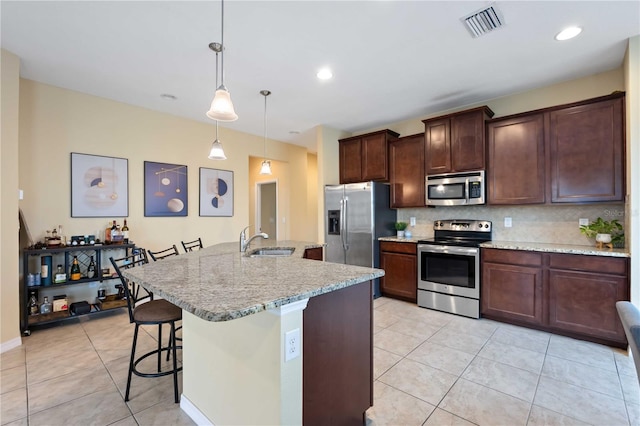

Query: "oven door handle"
<box><xmin>418</xmin><ymin>244</ymin><xmax>478</xmax><ymax>256</ymax></box>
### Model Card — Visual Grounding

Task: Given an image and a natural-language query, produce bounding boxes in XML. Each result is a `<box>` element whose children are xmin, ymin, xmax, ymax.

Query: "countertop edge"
<box><xmin>480</xmin><ymin>241</ymin><xmax>630</xmax><ymax>258</ymax></box>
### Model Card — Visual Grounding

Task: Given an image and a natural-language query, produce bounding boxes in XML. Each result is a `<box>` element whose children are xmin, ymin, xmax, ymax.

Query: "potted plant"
<box><xmin>395</xmin><ymin>222</ymin><xmax>408</xmax><ymax>238</ymax></box>
<box><xmin>579</xmin><ymin>217</ymin><xmax>624</xmax><ymax>248</ymax></box>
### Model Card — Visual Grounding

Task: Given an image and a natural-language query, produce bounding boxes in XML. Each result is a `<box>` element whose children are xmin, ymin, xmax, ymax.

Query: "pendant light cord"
<box><xmin>220</xmin><ymin>0</ymin><xmax>225</xmax><ymax>88</ymax></box>
<box><xmin>263</xmin><ymin>93</ymin><xmax>267</xmax><ymax>159</ymax></box>
<box><xmin>215</xmin><ymin>47</ymin><xmax>219</xmax><ymax>138</ymax></box>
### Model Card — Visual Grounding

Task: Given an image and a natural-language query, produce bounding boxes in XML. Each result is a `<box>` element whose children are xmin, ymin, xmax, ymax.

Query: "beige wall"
<box><xmin>18</xmin><ymin>80</ymin><xmax>313</xmax><ymax>251</ymax></box>
<box><xmin>1</xmin><ymin>49</ymin><xmax>22</xmax><ymax>351</ymax></box>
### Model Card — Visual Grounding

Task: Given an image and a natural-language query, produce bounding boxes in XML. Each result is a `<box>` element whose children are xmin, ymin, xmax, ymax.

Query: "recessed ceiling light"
<box><xmin>316</xmin><ymin>68</ymin><xmax>333</xmax><ymax>80</ymax></box>
<box><xmin>160</xmin><ymin>93</ymin><xmax>177</xmax><ymax>100</ymax></box>
<box><xmin>555</xmin><ymin>26</ymin><xmax>582</xmax><ymax>41</ymax></box>
<box><xmin>289</xmin><ymin>130</ymin><xmax>300</xmax><ymax>135</ymax></box>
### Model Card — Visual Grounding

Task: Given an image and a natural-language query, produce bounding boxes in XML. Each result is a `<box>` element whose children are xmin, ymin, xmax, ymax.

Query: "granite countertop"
<box><xmin>379</xmin><ymin>236</ymin><xmax>630</xmax><ymax>258</ymax></box>
<box><xmin>481</xmin><ymin>240</ymin><xmax>630</xmax><ymax>258</ymax></box>
<box><xmin>121</xmin><ymin>240</ymin><xmax>384</xmax><ymax>322</ymax></box>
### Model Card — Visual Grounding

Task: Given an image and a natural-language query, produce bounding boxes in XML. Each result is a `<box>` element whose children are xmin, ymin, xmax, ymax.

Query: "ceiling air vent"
<box><xmin>462</xmin><ymin>5</ymin><xmax>504</xmax><ymax>38</ymax></box>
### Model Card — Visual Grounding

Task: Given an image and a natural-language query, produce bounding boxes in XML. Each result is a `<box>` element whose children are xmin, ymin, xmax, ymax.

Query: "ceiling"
<box><xmin>2</xmin><ymin>1</ymin><xmax>639</xmax><ymax>152</ymax></box>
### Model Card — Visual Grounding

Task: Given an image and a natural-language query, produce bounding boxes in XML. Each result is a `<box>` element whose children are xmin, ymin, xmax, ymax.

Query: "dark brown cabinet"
<box><xmin>303</xmin><ymin>247</ymin><xmax>323</xmax><ymax>261</ymax></box>
<box><xmin>548</xmin><ymin>254</ymin><xmax>628</xmax><ymax>345</ymax></box>
<box><xmin>482</xmin><ymin>249</ymin><xmax>544</xmax><ymax>326</ymax></box>
<box><xmin>339</xmin><ymin>129</ymin><xmax>399</xmax><ymax>184</ymax></box>
<box><xmin>481</xmin><ymin>248</ymin><xmax>629</xmax><ymax>348</ymax></box>
<box><xmin>487</xmin><ymin>93</ymin><xmax>625</xmax><ymax>205</ymax></box>
<box><xmin>423</xmin><ymin>106</ymin><xmax>494</xmax><ymax>175</ymax></box>
<box><xmin>549</xmin><ymin>96</ymin><xmax>624</xmax><ymax>203</ymax></box>
<box><xmin>389</xmin><ymin>134</ymin><xmax>425</xmax><ymax>208</ymax></box>
<box><xmin>379</xmin><ymin>241</ymin><xmax>417</xmax><ymax>302</ymax></box>
<box><xmin>487</xmin><ymin>114</ymin><xmax>546</xmax><ymax>204</ymax></box>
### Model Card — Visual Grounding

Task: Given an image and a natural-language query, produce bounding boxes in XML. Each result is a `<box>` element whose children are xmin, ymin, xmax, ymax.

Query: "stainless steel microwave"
<box><xmin>425</xmin><ymin>171</ymin><xmax>485</xmax><ymax>206</ymax></box>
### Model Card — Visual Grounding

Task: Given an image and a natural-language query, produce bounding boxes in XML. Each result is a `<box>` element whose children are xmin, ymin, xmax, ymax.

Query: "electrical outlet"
<box><xmin>579</xmin><ymin>218</ymin><xmax>589</xmax><ymax>227</ymax></box>
<box><xmin>285</xmin><ymin>328</ymin><xmax>301</xmax><ymax>362</ymax></box>
<box><xmin>504</xmin><ymin>217</ymin><xmax>512</xmax><ymax>228</ymax></box>
<box><xmin>410</xmin><ymin>217</ymin><xmax>416</xmax><ymax>227</ymax></box>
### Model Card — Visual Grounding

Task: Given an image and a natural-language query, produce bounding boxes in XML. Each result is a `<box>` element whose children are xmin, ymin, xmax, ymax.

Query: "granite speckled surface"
<box><xmin>378</xmin><ymin>237</ymin><xmax>629</xmax><ymax>258</ymax></box>
<box><xmin>481</xmin><ymin>240</ymin><xmax>630</xmax><ymax>258</ymax></box>
<box><xmin>121</xmin><ymin>240</ymin><xmax>384</xmax><ymax>322</ymax></box>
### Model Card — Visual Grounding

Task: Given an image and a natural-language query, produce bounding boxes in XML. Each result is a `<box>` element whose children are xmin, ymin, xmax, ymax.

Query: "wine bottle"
<box><xmin>122</xmin><ymin>219</ymin><xmax>130</xmax><ymax>243</ymax></box>
<box><xmin>87</xmin><ymin>256</ymin><xmax>97</xmax><ymax>279</ymax></box>
<box><xmin>70</xmin><ymin>256</ymin><xmax>81</xmax><ymax>281</ymax></box>
<box><xmin>28</xmin><ymin>291</ymin><xmax>39</xmax><ymax>315</ymax></box>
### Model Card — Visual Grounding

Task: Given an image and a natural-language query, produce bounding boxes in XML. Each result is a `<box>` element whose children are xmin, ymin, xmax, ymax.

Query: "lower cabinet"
<box><xmin>481</xmin><ymin>248</ymin><xmax>629</xmax><ymax>348</ymax></box>
<box><xmin>379</xmin><ymin>241</ymin><xmax>417</xmax><ymax>302</ymax></box>
<box><xmin>303</xmin><ymin>246</ymin><xmax>323</xmax><ymax>261</ymax></box>
<box><xmin>482</xmin><ymin>250</ymin><xmax>544</xmax><ymax>326</ymax></box>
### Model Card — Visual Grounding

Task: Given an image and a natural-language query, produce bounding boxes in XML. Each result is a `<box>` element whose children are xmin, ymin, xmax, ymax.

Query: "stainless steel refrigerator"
<box><xmin>324</xmin><ymin>182</ymin><xmax>397</xmax><ymax>297</ymax></box>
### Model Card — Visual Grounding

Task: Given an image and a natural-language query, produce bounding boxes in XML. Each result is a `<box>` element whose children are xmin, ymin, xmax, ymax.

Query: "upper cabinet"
<box><xmin>487</xmin><ymin>113</ymin><xmax>546</xmax><ymax>205</ymax></box>
<box><xmin>423</xmin><ymin>106</ymin><xmax>494</xmax><ymax>175</ymax></box>
<box><xmin>389</xmin><ymin>134</ymin><xmax>425</xmax><ymax>208</ymax></box>
<box><xmin>487</xmin><ymin>93</ymin><xmax>625</xmax><ymax>205</ymax></box>
<box><xmin>548</xmin><ymin>96</ymin><xmax>624</xmax><ymax>203</ymax></box>
<box><xmin>339</xmin><ymin>129</ymin><xmax>399</xmax><ymax>184</ymax></box>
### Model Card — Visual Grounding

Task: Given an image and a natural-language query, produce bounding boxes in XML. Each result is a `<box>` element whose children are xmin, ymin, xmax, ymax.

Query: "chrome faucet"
<box><xmin>239</xmin><ymin>226</ymin><xmax>269</xmax><ymax>252</ymax></box>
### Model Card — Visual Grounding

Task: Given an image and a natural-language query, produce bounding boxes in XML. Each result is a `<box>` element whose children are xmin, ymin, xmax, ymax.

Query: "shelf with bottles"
<box><xmin>21</xmin><ymin>243</ymin><xmax>136</xmax><ymax>335</ymax></box>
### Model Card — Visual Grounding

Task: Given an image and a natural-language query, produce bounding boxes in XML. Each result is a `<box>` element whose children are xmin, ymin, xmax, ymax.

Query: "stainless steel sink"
<box><xmin>249</xmin><ymin>247</ymin><xmax>295</xmax><ymax>257</ymax></box>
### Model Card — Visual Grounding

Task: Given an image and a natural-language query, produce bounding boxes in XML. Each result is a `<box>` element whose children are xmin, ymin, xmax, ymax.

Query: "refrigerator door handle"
<box><xmin>340</xmin><ymin>197</ymin><xmax>348</xmax><ymax>250</ymax></box>
<box><xmin>343</xmin><ymin>196</ymin><xmax>349</xmax><ymax>250</ymax></box>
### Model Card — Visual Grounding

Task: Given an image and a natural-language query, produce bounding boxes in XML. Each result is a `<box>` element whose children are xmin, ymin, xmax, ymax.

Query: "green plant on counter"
<box><xmin>580</xmin><ymin>217</ymin><xmax>624</xmax><ymax>246</ymax></box>
<box><xmin>394</xmin><ymin>222</ymin><xmax>408</xmax><ymax>231</ymax></box>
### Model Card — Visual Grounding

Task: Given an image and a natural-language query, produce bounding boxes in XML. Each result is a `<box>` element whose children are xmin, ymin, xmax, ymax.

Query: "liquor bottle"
<box><xmin>70</xmin><ymin>256</ymin><xmax>82</xmax><ymax>281</ymax></box>
<box><xmin>28</xmin><ymin>291</ymin><xmax>39</xmax><ymax>315</ymax></box>
<box><xmin>110</xmin><ymin>220</ymin><xmax>119</xmax><ymax>242</ymax></box>
<box><xmin>105</xmin><ymin>221</ymin><xmax>112</xmax><ymax>243</ymax></box>
<box><xmin>122</xmin><ymin>220</ymin><xmax>130</xmax><ymax>243</ymax></box>
<box><xmin>87</xmin><ymin>256</ymin><xmax>97</xmax><ymax>279</ymax></box>
<box><xmin>40</xmin><ymin>296</ymin><xmax>52</xmax><ymax>314</ymax></box>
<box><xmin>54</xmin><ymin>264</ymin><xmax>66</xmax><ymax>284</ymax></box>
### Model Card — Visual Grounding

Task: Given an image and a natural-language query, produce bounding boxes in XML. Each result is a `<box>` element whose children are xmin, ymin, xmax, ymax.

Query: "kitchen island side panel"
<box><xmin>303</xmin><ymin>280</ymin><xmax>373</xmax><ymax>425</ymax></box>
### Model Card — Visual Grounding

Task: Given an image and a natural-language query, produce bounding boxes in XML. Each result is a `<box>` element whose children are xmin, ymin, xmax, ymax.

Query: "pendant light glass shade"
<box><xmin>206</xmin><ymin>86</ymin><xmax>238</xmax><ymax>121</ymax></box>
<box><xmin>260</xmin><ymin>160</ymin><xmax>272</xmax><ymax>175</ymax></box>
<box><xmin>208</xmin><ymin>139</ymin><xmax>227</xmax><ymax>160</ymax></box>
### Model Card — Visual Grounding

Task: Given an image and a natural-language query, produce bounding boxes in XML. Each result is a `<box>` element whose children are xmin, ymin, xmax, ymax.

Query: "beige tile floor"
<box><xmin>1</xmin><ymin>297</ymin><xmax>638</xmax><ymax>425</ymax></box>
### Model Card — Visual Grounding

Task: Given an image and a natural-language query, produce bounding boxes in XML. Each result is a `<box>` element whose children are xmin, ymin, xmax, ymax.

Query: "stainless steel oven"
<box><xmin>417</xmin><ymin>220</ymin><xmax>491</xmax><ymax>319</ymax></box>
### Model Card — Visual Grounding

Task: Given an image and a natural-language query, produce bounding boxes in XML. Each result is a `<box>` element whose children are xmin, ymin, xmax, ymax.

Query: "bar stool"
<box><xmin>147</xmin><ymin>244</ymin><xmax>179</xmax><ymax>261</ymax></box>
<box><xmin>181</xmin><ymin>237</ymin><xmax>203</xmax><ymax>253</ymax></box>
<box><xmin>110</xmin><ymin>249</ymin><xmax>182</xmax><ymax>403</ymax></box>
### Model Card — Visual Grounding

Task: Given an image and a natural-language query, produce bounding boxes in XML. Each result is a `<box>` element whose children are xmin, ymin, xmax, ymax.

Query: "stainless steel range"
<box><xmin>417</xmin><ymin>219</ymin><xmax>492</xmax><ymax>319</ymax></box>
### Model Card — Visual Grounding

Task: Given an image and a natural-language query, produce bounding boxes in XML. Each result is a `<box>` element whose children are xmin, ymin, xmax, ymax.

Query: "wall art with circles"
<box><xmin>144</xmin><ymin>161</ymin><xmax>188</xmax><ymax>217</ymax></box>
<box><xmin>199</xmin><ymin>167</ymin><xmax>233</xmax><ymax>217</ymax></box>
<box><xmin>71</xmin><ymin>152</ymin><xmax>129</xmax><ymax>217</ymax></box>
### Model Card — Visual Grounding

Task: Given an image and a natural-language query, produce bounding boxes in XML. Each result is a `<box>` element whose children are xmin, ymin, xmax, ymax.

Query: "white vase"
<box><xmin>596</xmin><ymin>233</ymin><xmax>612</xmax><ymax>243</ymax></box>
<box><xmin>396</xmin><ymin>230</ymin><xmax>405</xmax><ymax>238</ymax></box>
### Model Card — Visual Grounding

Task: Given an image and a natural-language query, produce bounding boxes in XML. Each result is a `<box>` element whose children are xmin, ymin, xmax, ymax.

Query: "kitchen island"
<box><xmin>122</xmin><ymin>240</ymin><xmax>383</xmax><ymax>425</ymax></box>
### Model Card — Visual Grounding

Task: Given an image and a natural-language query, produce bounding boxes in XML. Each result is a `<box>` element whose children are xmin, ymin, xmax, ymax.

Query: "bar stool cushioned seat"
<box><xmin>110</xmin><ymin>249</ymin><xmax>182</xmax><ymax>403</ymax></box>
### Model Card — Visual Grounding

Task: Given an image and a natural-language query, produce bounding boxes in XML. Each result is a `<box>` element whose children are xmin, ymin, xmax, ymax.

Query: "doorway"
<box><xmin>256</xmin><ymin>180</ymin><xmax>278</xmax><ymax>239</ymax></box>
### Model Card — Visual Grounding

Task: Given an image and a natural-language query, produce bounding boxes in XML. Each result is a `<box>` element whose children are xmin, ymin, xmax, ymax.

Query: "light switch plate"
<box><xmin>410</xmin><ymin>217</ymin><xmax>416</xmax><ymax>226</ymax></box>
<box><xmin>504</xmin><ymin>217</ymin><xmax>512</xmax><ymax>228</ymax></box>
<box><xmin>579</xmin><ymin>218</ymin><xmax>589</xmax><ymax>227</ymax></box>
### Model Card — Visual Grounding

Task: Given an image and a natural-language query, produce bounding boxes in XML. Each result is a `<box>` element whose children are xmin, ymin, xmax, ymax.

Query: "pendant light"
<box><xmin>207</xmin><ymin>43</ymin><xmax>227</xmax><ymax>160</ymax></box>
<box><xmin>206</xmin><ymin>0</ymin><xmax>238</xmax><ymax>122</ymax></box>
<box><xmin>259</xmin><ymin>90</ymin><xmax>272</xmax><ymax>175</ymax></box>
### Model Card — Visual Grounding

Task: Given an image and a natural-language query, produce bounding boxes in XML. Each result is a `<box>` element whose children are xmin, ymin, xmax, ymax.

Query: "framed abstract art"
<box><xmin>71</xmin><ymin>152</ymin><xmax>128</xmax><ymax>217</ymax></box>
<box><xmin>199</xmin><ymin>168</ymin><xmax>233</xmax><ymax>217</ymax></box>
<box><xmin>144</xmin><ymin>161</ymin><xmax>188</xmax><ymax>217</ymax></box>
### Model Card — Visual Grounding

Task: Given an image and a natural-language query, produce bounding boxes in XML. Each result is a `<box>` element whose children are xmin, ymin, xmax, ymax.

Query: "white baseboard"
<box><xmin>0</xmin><ymin>337</ymin><xmax>22</xmax><ymax>353</ymax></box>
<box><xmin>180</xmin><ymin>394</ymin><xmax>214</xmax><ymax>426</ymax></box>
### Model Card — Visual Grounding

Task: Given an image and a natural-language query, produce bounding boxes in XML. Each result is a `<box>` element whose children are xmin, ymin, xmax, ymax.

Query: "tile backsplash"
<box><xmin>398</xmin><ymin>203</ymin><xmax>626</xmax><ymax>247</ymax></box>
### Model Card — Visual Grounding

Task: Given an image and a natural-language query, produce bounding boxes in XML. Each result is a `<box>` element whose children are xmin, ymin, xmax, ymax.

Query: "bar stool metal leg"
<box><xmin>171</xmin><ymin>321</ymin><xmax>179</xmax><ymax>403</ymax></box>
<box><xmin>125</xmin><ymin>323</ymin><xmax>140</xmax><ymax>402</ymax></box>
